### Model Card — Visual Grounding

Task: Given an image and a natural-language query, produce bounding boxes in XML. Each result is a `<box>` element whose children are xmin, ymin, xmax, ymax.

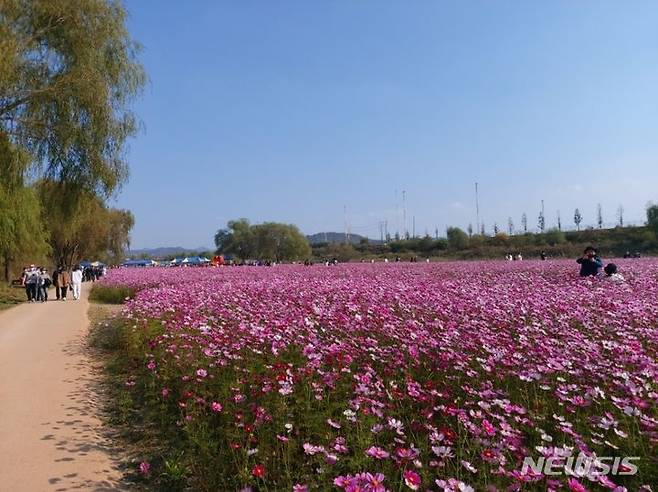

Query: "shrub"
<box><xmin>89</xmin><ymin>285</ymin><xmax>135</xmax><ymax>304</ymax></box>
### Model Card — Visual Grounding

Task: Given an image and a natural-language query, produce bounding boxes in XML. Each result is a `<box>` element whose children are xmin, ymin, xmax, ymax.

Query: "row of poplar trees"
<box><xmin>0</xmin><ymin>0</ymin><xmax>145</xmax><ymax>280</ymax></box>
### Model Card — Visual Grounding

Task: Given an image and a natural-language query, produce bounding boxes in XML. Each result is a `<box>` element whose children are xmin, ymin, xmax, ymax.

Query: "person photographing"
<box><xmin>577</xmin><ymin>246</ymin><xmax>603</xmax><ymax>277</ymax></box>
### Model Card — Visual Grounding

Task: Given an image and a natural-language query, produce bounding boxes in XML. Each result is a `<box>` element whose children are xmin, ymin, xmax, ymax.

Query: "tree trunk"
<box><xmin>3</xmin><ymin>253</ymin><xmax>9</xmax><ymax>282</ymax></box>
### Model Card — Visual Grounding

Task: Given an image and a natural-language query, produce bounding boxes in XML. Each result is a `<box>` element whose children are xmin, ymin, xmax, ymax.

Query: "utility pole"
<box><xmin>412</xmin><ymin>216</ymin><xmax>416</xmax><ymax>238</ymax></box>
<box><xmin>475</xmin><ymin>182</ymin><xmax>480</xmax><ymax>235</ymax></box>
<box><xmin>343</xmin><ymin>205</ymin><xmax>348</xmax><ymax>244</ymax></box>
<box><xmin>395</xmin><ymin>189</ymin><xmax>399</xmax><ymax>238</ymax></box>
<box><xmin>402</xmin><ymin>190</ymin><xmax>407</xmax><ymax>239</ymax></box>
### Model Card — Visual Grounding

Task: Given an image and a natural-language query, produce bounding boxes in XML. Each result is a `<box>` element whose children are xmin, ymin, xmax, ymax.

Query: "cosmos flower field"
<box><xmin>100</xmin><ymin>260</ymin><xmax>658</xmax><ymax>491</ymax></box>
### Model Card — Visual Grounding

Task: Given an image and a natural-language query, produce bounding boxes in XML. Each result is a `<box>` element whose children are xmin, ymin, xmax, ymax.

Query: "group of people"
<box><xmin>20</xmin><ymin>265</ymin><xmax>88</xmax><ymax>302</ymax></box>
<box><xmin>505</xmin><ymin>253</ymin><xmax>524</xmax><ymax>261</ymax></box>
<box><xmin>577</xmin><ymin>246</ymin><xmax>624</xmax><ymax>282</ymax></box>
<box><xmin>83</xmin><ymin>265</ymin><xmax>106</xmax><ymax>282</ymax></box>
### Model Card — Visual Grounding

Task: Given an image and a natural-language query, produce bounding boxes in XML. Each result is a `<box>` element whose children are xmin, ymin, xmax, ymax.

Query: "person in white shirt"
<box><xmin>603</xmin><ymin>263</ymin><xmax>625</xmax><ymax>283</ymax></box>
<box><xmin>71</xmin><ymin>265</ymin><xmax>83</xmax><ymax>300</ymax></box>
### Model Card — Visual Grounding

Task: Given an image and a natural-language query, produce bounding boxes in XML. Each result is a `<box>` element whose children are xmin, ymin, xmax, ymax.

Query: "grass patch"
<box><xmin>89</xmin><ymin>285</ymin><xmax>135</xmax><ymax>304</ymax></box>
<box><xmin>0</xmin><ymin>284</ymin><xmax>26</xmax><ymax>310</ymax></box>
<box><xmin>87</xmin><ymin>302</ymin><xmax>152</xmax><ymax>489</ymax></box>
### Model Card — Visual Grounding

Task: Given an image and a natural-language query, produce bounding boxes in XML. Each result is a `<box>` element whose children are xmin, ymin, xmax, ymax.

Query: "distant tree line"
<box><xmin>311</xmin><ymin>204</ymin><xmax>658</xmax><ymax>261</ymax></box>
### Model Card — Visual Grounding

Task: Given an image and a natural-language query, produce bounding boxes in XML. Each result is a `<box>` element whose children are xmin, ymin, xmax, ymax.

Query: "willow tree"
<box><xmin>38</xmin><ymin>180</ymin><xmax>134</xmax><ymax>267</ymax></box>
<box><xmin>0</xmin><ymin>135</ymin><xmax>49</xmax><ymax>280</ymax></box>
<box><xmin>0</xmin><ymin>0</ymin><xmax>145</xmax><ymax>196</ymax></box>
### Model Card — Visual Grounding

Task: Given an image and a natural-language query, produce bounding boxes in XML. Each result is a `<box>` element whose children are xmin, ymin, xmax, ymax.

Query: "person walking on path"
<box><xmin>37</xmin><ymin>268</ymin><xmax>51</xmax><ymax>302</ymax></box>
<box><xmin>71</xmin><ymin>265</ymin><xmax>83</xmax><ymax>300</ymax></box>
<box><xmin>20</xmin><ymin>267</ymin><xmax>29</xmax><ymax>300</ymax></box>
<box><xmin>24</xmin><ymin>266</ymin><xmax>39</xmax><ymax>302</ymax></box>
<box><xmin>56</xmin><ymin>266</ymin><xmax>70</xmax><ymax>301</ymax></box>
<box><xmin>52</xmin><ymin>267</ymin><xmax>60</xmax><ymax>300</ymax></box>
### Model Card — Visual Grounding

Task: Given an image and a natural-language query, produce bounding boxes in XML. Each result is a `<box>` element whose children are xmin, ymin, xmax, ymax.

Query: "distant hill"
<box><xmin>306</xmin><ymin>232</ymin><xmax>379</xmax><ymax>245</ymax></box>
<box><xmin>128</xmin><ymin>246</ymin><xmax>213</xmax><ymax>258</ymax></box>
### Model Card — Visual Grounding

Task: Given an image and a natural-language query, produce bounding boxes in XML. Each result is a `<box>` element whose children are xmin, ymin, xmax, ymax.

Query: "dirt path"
<box><xmin>0</xmin><ymin>289</ymin><xmax>127</xmax><ymax>491</ymax></box>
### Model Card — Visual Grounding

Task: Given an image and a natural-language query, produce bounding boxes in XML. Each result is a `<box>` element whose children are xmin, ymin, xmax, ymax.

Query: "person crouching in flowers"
<box><xmin>603</xmin><ymin>263</ymin><xmax>624</xmax><ymax>282</ymax></box>
<box><xmin>576</xmin><ymin>246</ymin><xmax>603</xmax><ymax>277</ymax></box>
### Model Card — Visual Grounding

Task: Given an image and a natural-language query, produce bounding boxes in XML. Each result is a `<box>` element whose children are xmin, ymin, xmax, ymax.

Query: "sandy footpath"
<box><xmin>0</xmin><ymin>289</ymin><xmax>127</xmax><ymax>491</ymax></box>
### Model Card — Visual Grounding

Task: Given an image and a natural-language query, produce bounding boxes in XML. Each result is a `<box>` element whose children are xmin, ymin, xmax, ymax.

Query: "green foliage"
<box><xmin>0</xmin><ymin>0</ymin><xmax>146</xmax><ymax>196</ymax></box>
<box><xmin>89</xmin><ymin>285</ymin><xmax>135</xmax><ymax>304</ymax></box>
<box><xmin>447</xmin><ymin>227</ymin><xmax>469</xmax><ymax>250</ymax></box>
<box><xmin>38</xmin><ymin>180</ymin><xmax>134</xmax><ymax>267</ymax></box>
<box><xmin>647</xmin><ymin>204</ymin><xmax>658</xmax><ymax>236</ymax></box>
<box><xmin>310</xmin><ymin>225</ymin><xmax>658</xmax><ymax>262</ymax></box>
<box><xmin>574</xmin><ymin>208</ymin><xmax>583</xmax><ymax>230</ymax></box>
<box><xmin>215</xmin><ymin>219</ymin><xmax>311</xmax><ymax>262</ymax></box>
<box><xmin>325</xmin><ymin>243</ymin><xmax>359</xmax><ymax>262</ymax></box>
<box><xmin>387</xmin><ymin>237</ymin><xmax>447</xmax><ymax>255</ymax></box>
<box><xmin>543</xmin><ymin>227</ymin><xmax>566</xmax><ymax>246</ymax></box>
<box><xmin>0</xmin><ymin>284</ymin><xmax>25</xmax><ymax>310</ymax></box>
<box><xmin>0</xmin><ymin>135</ymin><xmax>50</xmax><ymax>279</ymax></box>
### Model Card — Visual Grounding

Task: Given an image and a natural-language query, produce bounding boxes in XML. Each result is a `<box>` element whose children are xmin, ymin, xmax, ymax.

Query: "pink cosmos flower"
<box><xmin>435</xmin><ymin>478</ymin><xmax>474</xmax><ymax>492</ymax></box>
<box><xmin>482</xmin><ymin>418</ymin><xmax>496</xmax><ymax>436</ymax></box>
<box><xmin>196</xmin><ymin>368</ymin><xmax>208</xmax><ymax>378</ymax></box>
<box><xmin>365</xmin><ymin>472</ymin><xmax>386</xmax><ymax>492</ymax></box>
<box><xmin>324</xmin><ymin>453</ymin><xmax>338</xmax><ymax>465</ymax></box>
<box><xmin>365</xmin><ymin>446</ymin><xmax>390</xmax><ymax>459</ymax></box>
<box><xmin>432</xmin><ymin>446</ymin><xmax>454</xmax><ymax>459</ymax></box>
<box><xmin>210</xmin><ymin>401</ymin><xmax>222</xmax><ymax>412</ymax></box>
<box><xmin>333</xmin><ymin>475</ymin><xmax>350</xmax><ymax>488</ymax></box>
<box><xmin>303</xmin><ymin>443</ymin><xmax>324</xmax><ymax>455</ymax></box>
<box><xmin>403</xmin><ymin>469</ymin><xmax>421</xmax><ymax>490</ymax></box>
<box><xmin>567</xmin><ymin>478</ymin><xmax>587</xmax><ymax>492</ymax></box>
<box><xmin>139</xmin><ymin>461</ymin><xmax>150</xmax><ymax>475</ymax></box>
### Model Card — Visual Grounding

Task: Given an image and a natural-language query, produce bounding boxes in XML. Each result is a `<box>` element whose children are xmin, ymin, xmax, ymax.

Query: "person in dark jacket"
<box><xmin>577</xmin><ymin>246</ymin><xmax>603</xmax><ymax>277</ymax></box>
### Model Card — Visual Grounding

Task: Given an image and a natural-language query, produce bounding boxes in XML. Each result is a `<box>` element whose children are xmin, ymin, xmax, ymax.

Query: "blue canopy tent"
<box><xmin>122</xmin><ymin>259</ymin><xmax>155</xmax><ymax>267</ymax></box>
<box><xmin>184</xmin><ymin>256</ymin><xmax>210</xmax><ymax>265</ymax></box>
<box><xmin>80</xmin><ymin>260</ymin><xmax>105</xmax><ymax>267</ymax></box>
<box><xmin>171</xmin><ymin>256</ymin><xmax>210</xmax><ymax>266</ymax></box>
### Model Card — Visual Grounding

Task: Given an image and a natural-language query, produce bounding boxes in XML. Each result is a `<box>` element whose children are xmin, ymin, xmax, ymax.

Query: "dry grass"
<box><xmin>0</xmin><ymin>284</ymin><xmax>26</xmax><ymax>311</ymax></box>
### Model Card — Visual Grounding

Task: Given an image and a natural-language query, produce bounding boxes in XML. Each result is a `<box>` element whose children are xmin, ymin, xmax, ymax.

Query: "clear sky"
<box><xmin>117</xmin><ymin>0</ymin><xmax>658</xmax><ymax>249</ymax></box>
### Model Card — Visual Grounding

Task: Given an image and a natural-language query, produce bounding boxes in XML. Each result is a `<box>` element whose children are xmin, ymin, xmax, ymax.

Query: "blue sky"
<box><xmin>117</xmin><ymin>0</ymin><xmax>658</xmax><ymax>249</ymax></box>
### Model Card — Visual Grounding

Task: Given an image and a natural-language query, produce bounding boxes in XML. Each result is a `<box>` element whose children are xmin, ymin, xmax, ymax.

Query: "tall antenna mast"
<box><xmin>402</xmin><ymin>190</ymin><xmax>407</xmax><ymax>238</ymax></box>
<box><xmin>475</xmin><ymin>182</ymin><xmax>480</xmax><ymax>234</ymax></box>
<box><xmin>343</xmin><ymin>205</ymin><xmax>347</xmax><ymax>244</ymax></box>
<box><xmin>394</xmin><ymin>189</ymin><xmax>399</xmax><ymax>237</ymax></box>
